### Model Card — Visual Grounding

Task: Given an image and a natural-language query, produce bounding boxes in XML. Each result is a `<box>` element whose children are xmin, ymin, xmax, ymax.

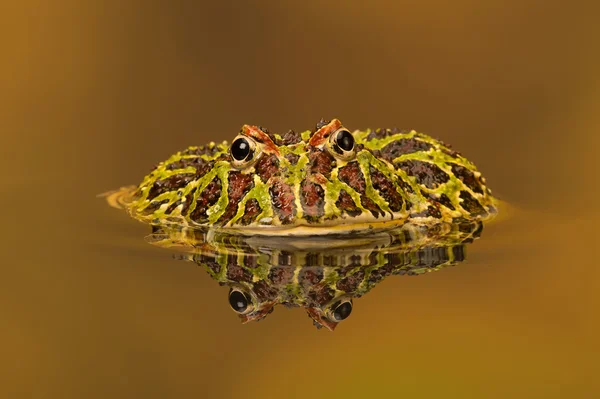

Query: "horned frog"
<box><xmin>108</xmin><ymin>118</ymin><xmax>497</xmax><ymax>235</ymax></box>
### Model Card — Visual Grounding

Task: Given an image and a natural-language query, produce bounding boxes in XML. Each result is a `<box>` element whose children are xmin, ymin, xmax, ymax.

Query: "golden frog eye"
<box><xmin>230</xmin><ymin>135</ymin><xmax>258</xmax><ymax>168</ymax></box>
<box><xmin>228</xmin><ymin>287</ymin><xmax>255</xmax><ymax>315</ymax></box>
<box><xmin>327</xmin><ymin>298</ymin><xmax>353</xmax><ymax>322</ymax></box>
<box><xmin>328</xmin><ymin>128</ymin><xmax>356</xmax><ymax>161</ymax></box>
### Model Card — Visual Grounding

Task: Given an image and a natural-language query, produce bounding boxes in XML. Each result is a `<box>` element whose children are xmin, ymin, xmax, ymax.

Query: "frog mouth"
<box><xmin>219</xmin><ymin>217</ymin><xmax>408</xmax><ymax>236</ymax></box>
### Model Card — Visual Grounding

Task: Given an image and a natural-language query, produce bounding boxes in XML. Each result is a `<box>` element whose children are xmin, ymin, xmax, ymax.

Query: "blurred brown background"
<box><xmin>1</xmin><ymin>1</ymin><xmax>599</xmax><ymax>398</ymax></box>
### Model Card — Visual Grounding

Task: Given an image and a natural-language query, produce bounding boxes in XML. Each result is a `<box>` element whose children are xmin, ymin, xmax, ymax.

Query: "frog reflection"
<box><xmin>149</xmin><ymin>221</ymin><xmax>483</xmax><ymax>330</ymax></box>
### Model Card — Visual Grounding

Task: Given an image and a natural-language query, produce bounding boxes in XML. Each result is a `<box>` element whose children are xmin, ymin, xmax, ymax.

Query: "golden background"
<box><xmin>1</xmin><ymin>1</ymin><xmax>598</xmax><ymax>398</ymax></box>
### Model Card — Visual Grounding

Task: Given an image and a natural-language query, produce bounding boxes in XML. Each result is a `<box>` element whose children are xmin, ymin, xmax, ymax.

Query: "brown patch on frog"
<box><xmin>396</xmin><ymin>176</ymin><xmax>415</xmax><ymax>194</ymax></box>
<box><xmin>338</xmin><ymin>162</ymin><xmax>366</xmax><ymax>192</ymax></box>
<box><xmin>450</xmin><ymin>163</ymin><xmax>484</xmax><ymax>194</ymax></box>
<box><xmin>284</xmin><ymin>153</ymin><xmax>300</xmax><ymax>164</ymax></box>
<box><xmin>313</xmin><ymin>174</ymin><xmax>328</xmax><ymax>185</ymax></box>
<box><xmin>300</xmin><ymin>180</ymin><xmax>325</xmax><ymax>223</ymax></box>
<box><xmin>410</xmin><ymin>205</ymin><xmax>443</xmax><ymax>219</ymax></box>
<box><xmin>307</xmin><ymin>285</ymin><xmax>335</xmax><ymax>307</ymax></box>
<box><xmin>226</xmin><ymin>255</ymin><xmax>252</xmax><ymax>283</ymax></box>
<box><xmin>165</xmin><ymin>157</ymin><xmax>216</xmax><ymax>175</ymax></box>
<box><xmin>367</xmin><ymin>261</ymin><xmax>395</xmax><ymax>285</ymax></box>
<box><xmin>458</xmin><ymin>191</ymin><xmax>488</xmax><ymax>216</ymax></box>
<box><xmin>180</xmin><ymin>187</ymin><xmax>197</xmax><ymax>216</ymax></box>
<box><xmin>269</xmin><ymin>179</ymin><xmax>296</xmax><ymax>225</ymax></box>
<box><xmin>189</xmin><ymin>176</ymin><xmax>222</xmax><ymax>222</ymax></box>
<box><xmin>255</xmin><ymin>153</ymin><xmax>280</xmax><ymax>183</ymax></box>
<box><xmin>361</xmin><ymin>197</ymin><xmax>385</xmax><ymax>218</ymax></box>
<box><xmin>252</xmin><ymin>280</ymin><xmax>279</xmax><ymax>302</ymax></box>
<box><xmin>337</xmin><ymin>263</ymin><xmax>359</xmax><ymax>278</ymax></box>
<box><xmin>437</xmin><ymin>193</ymin><xmax>456</xmax><ymax>210</ymax></box>
<box><xmin>282</xmin><ymin>129</ymin><xmax>302</xmax><ymax>145</ymax></box>
<box><xmin>147</xmin><ymin>174</ymin><xmax>196</xmax><ymax>201</ymax></box>
<box><xmin>336</xmin><ymin>269</ymin><xmax>365</xmax><ymax>292</ymax></box>
<box><xmin>309</xmin><ymin>148</ymin><xmax>335</xmax><ymax>179</ymax></box>
<box><xmin>309</xmin><ymin>119</ymin><xmax>342</xmax><ymax>146</ymax></box>
<box><xmin>269</xmin><ymin>266</ymin><xmax>295</xmax><ymax>285</ymax></box>
<box><xmin>423</xmin><ymin>192</ymin><xmax>455</xmax><ymax>211</ymax></box>
<box><xmin>299</xmin><ymin>268</ymin><xmax>324</xmax><ymax>288</ymax></box>
<box><xmin>366</xmin><ymin>127</ymin><xmax>409</xmax><ymax>141</ymax></box>
<box><xmin>165</xmin><ymin>199</ymin><xmax>183</xmax><ymax>214</ymax></box>
<box><xmin>369</xmin><ymin>166</ymin><xmax>404</xmax><ymax>212</ymax></box>
<box><xmin>336</xmin><ymin>190</ymin><xmax>362</xmax><ymax>217</ymax></box>
<box><xmin>240</xmin><ymin>198</ymin><xmax>261</xmax><ymax>226</ymax></box>
<box><xmin>338</xmin><ymin>162</ymin><xmax>385</xmax><ymax>217</ymax></box>
<box><xmin>199</xmin><ymin>254</ymin><xmax>221</xmax><ymax>275</ymax></box>
<box><xmin>218</xmin><ymin>171</ymin><xmax>254</xmax><ymax>224</ymax></box>
<box><xmin>398</xmin><ymin>160</ymin><xmax>450</xmax><ymax>189</ymax></box>
<box><xmin>374</xmin><ymin>138</ymin><xmax>434</xmax><ymax>163</ymax></box>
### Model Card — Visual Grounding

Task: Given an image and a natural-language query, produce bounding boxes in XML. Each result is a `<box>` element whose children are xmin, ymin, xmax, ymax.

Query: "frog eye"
<box><xmin>228</xmin><ymin>288</ymin><xmax>254</xmax><ymax>315</ymax></box>
<box><xmin>327</xmin><ymin>299</ymin><xmax>353</xmax><ymax>322</ymax></box>
<box><xmin>328</xmin><ymin>128</ymin><xmax>356</xmax><ymax>160</ymax></box>
<box><xmin>230</xmin><ymin>135</ymin><xmax>258</xmax><ymax>168</ymax></box>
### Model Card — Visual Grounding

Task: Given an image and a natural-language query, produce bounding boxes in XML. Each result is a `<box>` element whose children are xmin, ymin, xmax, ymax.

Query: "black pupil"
<box><xmin>336</xmin><ymin>130</ymin><xmax>354</xmax><ymax>152</ymax></box>
<box><xmin>228</xmin><ymin>290</ymin><xmax>249</xmax><ymax>313</ymax></box>
<box><xmin>231</xmin><ymin>138</ymin><xmax>250</xmax><ymax>161</ymax></box>
<box><xmin>332</xmin><ymin>301</ymin><xmax>352</xmax><ymax>321</ymax></box>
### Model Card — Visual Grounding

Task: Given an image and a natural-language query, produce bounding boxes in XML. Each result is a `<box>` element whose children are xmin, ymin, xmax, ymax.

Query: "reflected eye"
<box><xmin>230</xmin><ymin>136</ymin><xmax>257</xmax><ymax>168</ymax></box>
<box><xmin>328</xmin><ymin>128</ymin><xmax>356</xmax><ymax>160</ymax></box>
<box><xmin>330</xmin><ymin>299</ymin><xmax>353</xmax><ymax>321</ymax></box>
<box><xmin>228</xmin><ymin>288</ymin><xmax>254</xmax><ymax>314</ymax></box>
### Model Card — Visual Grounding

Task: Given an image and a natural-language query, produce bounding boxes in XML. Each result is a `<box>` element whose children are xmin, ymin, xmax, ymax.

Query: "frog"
<box><xmin>107</xmin><ymin>118</ymin><xmax>498</xmax><ymax>236</ymax></box>
<box><xmin>150</xmin><ymin>219</ymin><xmax>484</xmax><ymax>330</ymax></box>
